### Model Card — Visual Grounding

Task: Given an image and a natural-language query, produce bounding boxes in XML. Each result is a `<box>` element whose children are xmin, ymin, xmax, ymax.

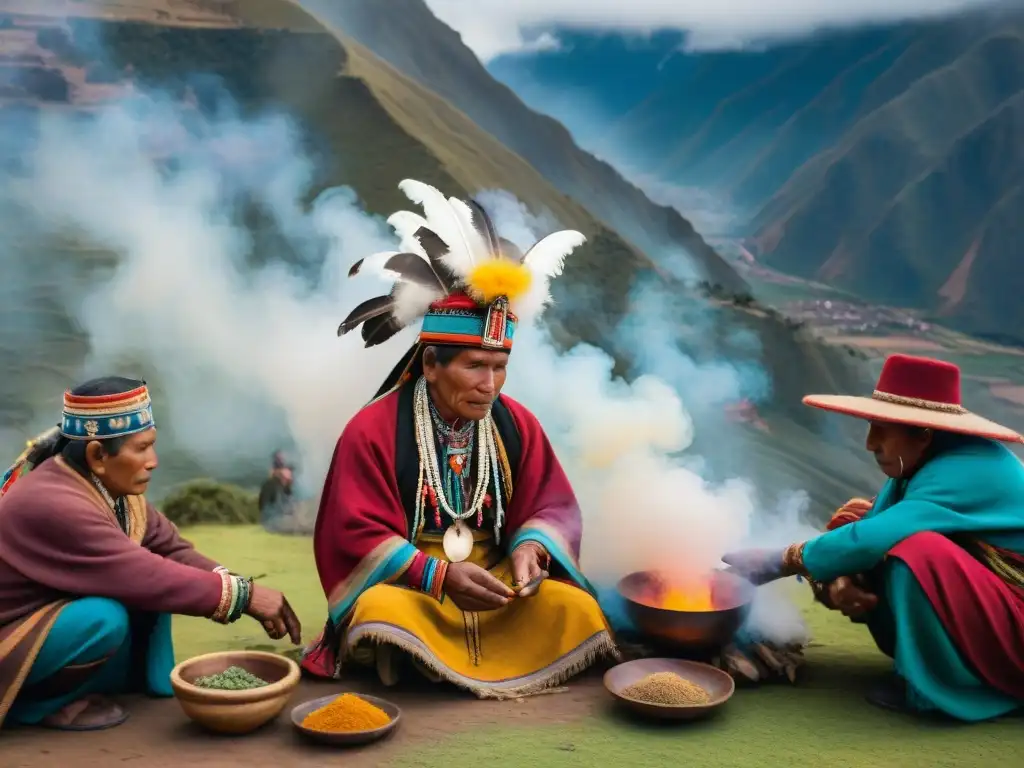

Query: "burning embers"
<box><xmin>630</xmin><ymin>573</ymin><xmax>723</xmax><ymax>613</ymax></box>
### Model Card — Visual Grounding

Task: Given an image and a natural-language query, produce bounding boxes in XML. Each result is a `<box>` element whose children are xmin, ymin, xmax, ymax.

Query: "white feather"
<box><xmin>393</xmin><ymin>281</ymin><xmax>444</xmax><ymax>327</ymax></box>
<box><xmin>353</xmin><ymin>250</ymin><xmax>404</xmax><ymax>279</ymax></box>
<box><xmin>511</xmin><ymin>230</ymin><xmax>586</xmax><ymax>322</ymax></box>
<box><xmin>522</xmin><ymin>230</ymin><xmax>586</xmax><ymax>278</ymax></box>
<box><xmin>398</xmin><ymin>180</ymin><xmax>477</xmax><ymax>279</ymax></box>
<box><xmin>447</xmin><ymin>196</ymin><xmax>490</xmax><ymax>260</ymax></box>
<box><xmin>387</xmin><ymin>210</ymin><xmax>429</xmax><ymax>238</ymax></box>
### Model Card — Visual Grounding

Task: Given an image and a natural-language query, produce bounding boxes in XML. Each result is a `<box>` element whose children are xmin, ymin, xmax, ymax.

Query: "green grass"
<box><xmin>174</xmin><ymin>526</ymin><xmax>1023</xmax><ymax>767</ymax></box>
<box><xmin>171</xmin><ymin>525</ymin><xmax>323</xmax><ymax>660</ymax></box>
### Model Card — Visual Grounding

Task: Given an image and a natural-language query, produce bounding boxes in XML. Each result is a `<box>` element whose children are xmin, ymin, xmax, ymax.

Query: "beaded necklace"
<box><xmin>428</xmin><ymin>395</ymin><xmax>475</xmax><ymax>527</ymax></box>
<box><xmin>90</xmin><ymin>474</ymin><xmax>129</xmax><ymax>534</ymax></box>
<box><xmin>412</xmin><ymin>376</ymin><xmax>506</xmax><ymax>545</ymax></box>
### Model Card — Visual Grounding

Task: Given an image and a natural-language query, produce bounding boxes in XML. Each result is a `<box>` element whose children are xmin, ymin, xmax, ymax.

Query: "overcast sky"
<box><xmin>423</xmin><ymin>0</ymin><xmax>1006</xmax><ymax>60</ymax></box>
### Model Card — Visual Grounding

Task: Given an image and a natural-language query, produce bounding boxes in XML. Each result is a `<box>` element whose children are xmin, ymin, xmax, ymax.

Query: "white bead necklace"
<box><xmin>412</xmin><ymin>377</ymin><xmax>506</xmax><ymax>552</ymax></box>
<box><xmin>413</xmin><ymin>376</ymin><xmax>490</xmax><ymax>522</ymax></box>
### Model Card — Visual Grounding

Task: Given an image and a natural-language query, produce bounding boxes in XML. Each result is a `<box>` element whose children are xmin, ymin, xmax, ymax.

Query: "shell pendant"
<box><xmin>442</xmin><ymin>520</ymin><xmax>474</xmax><ymax>563</ymax></box>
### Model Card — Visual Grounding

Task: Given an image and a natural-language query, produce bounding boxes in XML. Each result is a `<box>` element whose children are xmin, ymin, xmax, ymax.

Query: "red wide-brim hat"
<box><xmin>803</xmin><ymin>353</ymin><xmax>1023</xmax><ymax>443</ymax></box>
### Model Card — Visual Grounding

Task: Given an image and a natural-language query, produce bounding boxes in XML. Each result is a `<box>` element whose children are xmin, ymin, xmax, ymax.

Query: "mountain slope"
<box><xmin>0</xmin><ymin>1</ymin><xmax>655</xmax><ymax>469</ymax></box>
<box><xmin>748</xmin><ymin>25</ymin><xmax>1024</xmax><ymax>340</ymax></box>
<box><xmin>295</xmin><ymin>0</ymin><xmax>745</xmax><ymax>293</ymax></box>
<box><xmin>0</xmin><ymin>0</ymin><xmax>879</xmax><ymax>507</ymax></box>
<box><xmin>489</xmin><ymin>13</ymin><xmax>1024</xmax><ymax>344</ymax></box>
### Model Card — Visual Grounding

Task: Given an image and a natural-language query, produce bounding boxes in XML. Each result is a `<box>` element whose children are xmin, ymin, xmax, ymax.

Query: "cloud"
<box><xmin>423</xmin><ymin>0</ymin><xmax>1004</xmax><ymax>60</ymax></box>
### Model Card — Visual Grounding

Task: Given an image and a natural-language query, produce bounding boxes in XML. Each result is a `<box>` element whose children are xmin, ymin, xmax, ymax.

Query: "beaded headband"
<box><xmin>418</xmin><ymin>296</ymin><xmax>517</xmax><ymax>351</ymax></box>
<box><xmin>60</xmin><ymin>384</ymin><xmax>156</xmax><ymax>441</ymax></box>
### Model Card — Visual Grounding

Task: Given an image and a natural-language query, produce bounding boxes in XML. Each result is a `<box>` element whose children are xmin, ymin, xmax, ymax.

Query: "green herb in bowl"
<box><xmin>192</xmin><ymin>665</ymin><xmax>269</xmax><ymax>691</ymax></box>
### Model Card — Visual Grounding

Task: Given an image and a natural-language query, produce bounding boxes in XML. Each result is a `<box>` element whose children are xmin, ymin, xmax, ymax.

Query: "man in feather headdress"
<box><xmin>301</xmin><ymin>180</ymin><xmax>619</xmax><ymax>696</ymax></box>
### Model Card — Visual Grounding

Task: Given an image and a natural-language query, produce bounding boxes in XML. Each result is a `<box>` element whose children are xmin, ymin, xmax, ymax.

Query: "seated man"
<box><xmin>301</xmin><ymin>179</ymin><xmax>618</xmax><ymax>697</ymax></box>
<box><xmin>0</xmin><ymin>377</ymin><xmax>301</xmax><ymax>731</ymax></box>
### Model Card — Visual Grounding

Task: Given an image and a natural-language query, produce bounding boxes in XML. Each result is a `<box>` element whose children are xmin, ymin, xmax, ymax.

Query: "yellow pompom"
<box><xmin>465</xmin><ymin>258</ymin><xmax>533</xmax><ymax>305</ymax></box>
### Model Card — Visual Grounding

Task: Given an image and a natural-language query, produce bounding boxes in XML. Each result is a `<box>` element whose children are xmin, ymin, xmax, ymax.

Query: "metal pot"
<box><xmin>616</xmin><ymin>569</ymin><xmax>755</xmax><ymax>654</ymax></box>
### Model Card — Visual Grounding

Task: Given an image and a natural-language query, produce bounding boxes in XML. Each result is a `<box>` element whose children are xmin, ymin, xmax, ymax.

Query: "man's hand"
<box><xmin>443</xmin><ymin>562</ymin><xmax>514</xmax><ymax>611</ymax></box>
<box><xmin>510</xmin><ymin>542</ymin><xmax>549</xmax><ymax>598</ymax></box>
<box><xmin>246</xmin><ymin>584</ymin><xmax>302</xmax><ymax>644</ymax></box>
<box><xmin>826</xmin><ymin>576</ymin><xmax>878</xmax><ymax>619</ymax></box>
<box><xmin>721</xmin><ymin>548</ymin><xmax>787</xmax><ymax>586</ymax></box>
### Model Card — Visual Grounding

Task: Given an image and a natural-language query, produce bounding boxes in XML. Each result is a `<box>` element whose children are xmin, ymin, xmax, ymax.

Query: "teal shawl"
<box><xmin>802</xmin><ymin>436</ymin><xmax>1024</xmax><ymax>583</ymax></box>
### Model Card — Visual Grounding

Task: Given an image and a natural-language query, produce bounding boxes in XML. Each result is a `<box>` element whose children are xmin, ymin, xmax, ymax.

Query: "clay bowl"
<box><xmin>604</xmin><ymin>658</ymin><xmax>735</xmax><ymax>721</ymax></box>
<box><xmin>169</xmin><ymin>650</ymin><xmax>301</xmax><ymax>735</ymax></box>
<box><xmin>617</xmin><ymin>569</ymin><xmax>755</xmax><ymax>654</ymax></box>
<box><xmin>291</xmin><ymin>692</ymin><xmax>402</xmax><ymax>746</ymax></box>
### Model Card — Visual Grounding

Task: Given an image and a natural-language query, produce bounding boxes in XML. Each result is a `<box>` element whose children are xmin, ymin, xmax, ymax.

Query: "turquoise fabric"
<box><xmin>870</xmin><ymin>558</ymin><xmax>1019</xmax><ymax>721</ymax></box>
<box><xmin>803</xmin><ymin>437</ymin><xmax>1024</xmax><ymax>582</ymax></box>
<box><xmin>6</xmin><ymin>597</ymin><xmax>175</xmax><ymax>726</ymax></box>
<box><xmin>800</xmin><ymin>435</ymin><xmax>1024</xmax><ymax>721</ymax></box>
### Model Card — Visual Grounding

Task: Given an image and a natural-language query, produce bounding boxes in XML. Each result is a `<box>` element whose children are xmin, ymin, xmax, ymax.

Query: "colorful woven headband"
<box><xmin>60</xmin><ymin>385</ymin><xmax>156</xmax><ymax>441</ymax></box>
<box><xmin>419</xmin><ymin>293</ymin><xmax>516</xmax><ymax>351</ymax></box>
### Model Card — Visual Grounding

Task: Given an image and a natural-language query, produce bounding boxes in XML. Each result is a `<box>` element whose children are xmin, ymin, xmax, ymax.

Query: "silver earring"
<box><xmin>898</xmin><ymin>455</ymin><xmax>904</xmax><ymax>476</ymax></box>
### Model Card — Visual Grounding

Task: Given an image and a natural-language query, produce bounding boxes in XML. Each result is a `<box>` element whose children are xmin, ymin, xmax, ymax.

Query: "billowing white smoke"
<box><xmin>482</xmin><ymin>190</ymin><xmax>813</xmax><ymax>644</ymax></box>
<box><xmin>18</xmin><ymin>97</ymin><xmax>411</xmax><ymax>487</ymax></box>
<box><xmin>9</xmin><ymin>93</ymin><xmax>815</xmax><ymax>643</ymax></box>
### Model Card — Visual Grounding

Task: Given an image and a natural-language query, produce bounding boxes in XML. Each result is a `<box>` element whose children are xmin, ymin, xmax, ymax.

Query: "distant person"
<box><xmin>271</xmin><ymin>450</ymin><xmax>289</xmax><ymax>474</ymax></box>
<box><xmin>724</xmin><ymin>354</ymin><xmax>1024</xmax><ymax>722</ymax></box>
<box><xmin>0</xmin><ymin>377</ymin><xmax>301</xmax><ymax>731</ymax></box>
<box><xmin>301</xmin><ymin>180</ymin><xmax>618</xmax><ymax>694</ymax></box>
<box><xmin>259</xmin><ymin>449</ymin><xmax>298</xmax><ymax>532</ymax></box>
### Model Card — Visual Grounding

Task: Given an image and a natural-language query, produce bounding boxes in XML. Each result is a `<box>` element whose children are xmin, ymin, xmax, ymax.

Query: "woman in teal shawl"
<box><xmin>725</xmin><ymin>354</ymin><xmax>1024</xmax><ymax>722</ymax></box>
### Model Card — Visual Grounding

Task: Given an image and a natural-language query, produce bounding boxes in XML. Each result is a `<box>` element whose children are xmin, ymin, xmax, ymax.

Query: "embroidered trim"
<box><xmin>345</xmin><ymin>624</ymin><xmax>620</xmax><ymax>700</ymax></box>
<box><xmin>61</xmin><ymin>385</ymin><xmax>156</xmax><ymax>440</ymax></box>
<box><xmin>871</xmin><ymin>390</ymin><xmax>966</xmax><ymax>414</ymax></box>
<box><xmin>422</xmin><ymin>556</ymin><xmax>448</xmax><ymax>602</ymax></box>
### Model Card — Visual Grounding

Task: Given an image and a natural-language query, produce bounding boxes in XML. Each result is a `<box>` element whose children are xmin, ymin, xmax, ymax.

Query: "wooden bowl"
<box><xmin>604</xmin><ymin>658</ymin><xmax>735</xmax><ymax>721</ymax></box>
<box><xmin>617</xmin><ymin>569</ymin><xmax>754</xmax><ymax>653</ymax></box>
<box><xmin>169</xmin><ymin>650</ymin><xmax>301</xmax><ymax>735</ymax></box>
<box><xmin>291</xmin><ymin>692</ymin><xmax>401</xmax><ymax>746</ymax></box>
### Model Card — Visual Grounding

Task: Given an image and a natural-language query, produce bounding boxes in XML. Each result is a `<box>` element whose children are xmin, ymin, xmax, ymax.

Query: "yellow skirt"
<box><xmin>344</xmin><ymin>532</ymin><xmax>618</xmax><ymax>698</ymax></box>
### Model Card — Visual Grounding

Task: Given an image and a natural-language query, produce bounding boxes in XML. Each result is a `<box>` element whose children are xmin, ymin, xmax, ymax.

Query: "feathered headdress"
<box><xmin>337</xmin><ymin>179</ymin><xmax>586</xmax><ymax>351</ymax></box>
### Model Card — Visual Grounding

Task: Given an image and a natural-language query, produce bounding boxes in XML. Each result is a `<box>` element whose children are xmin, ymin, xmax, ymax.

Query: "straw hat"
<box><xmin>803</xmin><ymin>353</ymin><xmax>1023</xmax><ymax>443</ymax></box>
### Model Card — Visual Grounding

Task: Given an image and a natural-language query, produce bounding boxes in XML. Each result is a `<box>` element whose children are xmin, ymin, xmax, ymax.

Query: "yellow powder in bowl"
<box><xmin>620</xmin><ymin>672</ymin><xmax>711</xmax><ymax>705</ymax></box>
<box><xmin>300</xmin><ymin>693</ymin><xmax>391</xmax><ymax>733</ymax></box>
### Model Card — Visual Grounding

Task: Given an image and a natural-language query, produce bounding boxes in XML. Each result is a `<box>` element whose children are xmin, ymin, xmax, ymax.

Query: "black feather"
<box><xmin>337</xmin><ymin>294</ymin><xmax>393</xmax><ymax>337</ymax></box>
<box><xmin>382</xmin><ymin>252</ymin><xmax>446</xmax><ymax>291</ymax></box>
<box><xmin>413</xmin><ymin>226</ymin><xmax>447</xmax><ymax>261</ymax></box>
<box><xmin>347</xmin><ymin>258</ymin><xmax>366</xmax><ymax>278</ymax></box>
<box><xmin>468</xmin><ymin>199</ymin><xmax>501</xmax><ymax>258</ymax></box>
<box><xmin>362</xmin><ymin>315</ymin><xmax>404</xmax><ymax>347</ymax></box>
<box><xmin>413</xmin><ymin>226</ymin><xmax>459</xmax><ymax>290</ymax></box>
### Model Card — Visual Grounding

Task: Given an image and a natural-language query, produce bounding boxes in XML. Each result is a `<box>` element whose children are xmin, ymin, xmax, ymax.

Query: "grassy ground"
<box><xmin>172</xmin><ymin>525</ymin><xmax>323</xmax><ymax>660</ymax></box>
<box><xmin>175</xmin><ymin>525</ymin><xmax>1024</xmax><ymax>767</ymax></box>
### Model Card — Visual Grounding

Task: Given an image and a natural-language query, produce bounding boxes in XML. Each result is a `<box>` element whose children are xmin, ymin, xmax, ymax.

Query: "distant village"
<box><xmin>783</xmin><ymin>299</ymin><xmax>932</xmax><ymax>336</ymax></box>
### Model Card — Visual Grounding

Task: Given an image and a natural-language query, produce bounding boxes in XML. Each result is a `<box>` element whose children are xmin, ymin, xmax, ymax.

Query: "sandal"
<box><xmin>40</xmin><ymin>695</ymin><xmax>129</xmax><ymax>732</ymax></box>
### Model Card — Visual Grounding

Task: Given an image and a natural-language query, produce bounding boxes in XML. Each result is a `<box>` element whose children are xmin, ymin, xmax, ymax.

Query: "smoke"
<box><xmin>4</xmin><ymin>85</ymin><xmax>817</xmax><ymax>644</ymax></box>
<box><xmin>7</xmin><ymin>90</ymin><xmax>409</xmax><ymax>490</ymax></box>
<box><xmin>488</xmin><ymin>199</ymin><xmax>818</xmax><ymax>645</ymax></box>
